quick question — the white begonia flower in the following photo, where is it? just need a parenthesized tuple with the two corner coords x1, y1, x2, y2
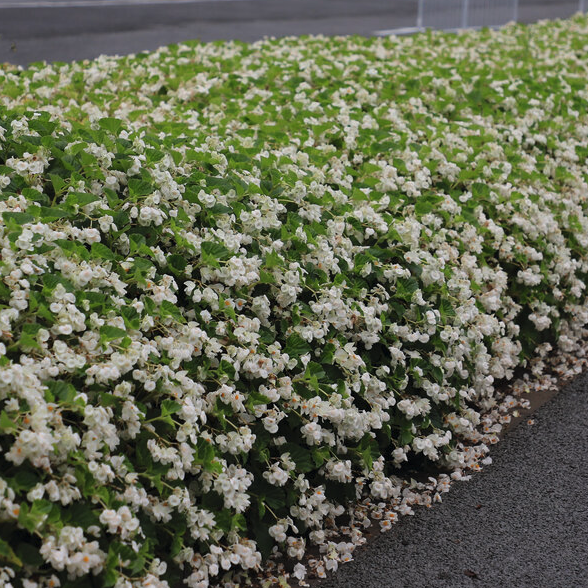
(81, 228, 101, 243)
(324, 459, 353, 483)
(293, 563, 307, 580)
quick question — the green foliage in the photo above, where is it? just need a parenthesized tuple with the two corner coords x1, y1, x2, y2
(0, 14, 588, 588)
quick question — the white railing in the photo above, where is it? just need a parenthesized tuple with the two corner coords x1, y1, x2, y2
(413, 0, 587, 33)
(416, 0, 519, 31)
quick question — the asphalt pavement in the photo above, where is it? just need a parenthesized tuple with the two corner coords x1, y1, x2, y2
(0, 0, 585, 67)
(310, 372, 588, 588)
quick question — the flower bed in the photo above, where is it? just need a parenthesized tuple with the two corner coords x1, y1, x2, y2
(1, 15, 588, 588)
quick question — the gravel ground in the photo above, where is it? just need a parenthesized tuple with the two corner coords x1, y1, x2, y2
(309, 372, 588, 588)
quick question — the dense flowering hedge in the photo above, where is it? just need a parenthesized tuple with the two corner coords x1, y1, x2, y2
(1, 15, 588, 588)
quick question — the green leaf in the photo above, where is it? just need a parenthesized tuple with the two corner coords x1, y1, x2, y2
(54, 238, 89, 260)
(312, 446, 330, 468)
(264, 250, 282, 268)
(259, 269, 275, 284)
(284, 333, 311, 357)
(100, 325, 127, 343)
(217, 359, 236, 380)
(252, 519, 274, 559)
(438, 297, 456, 320)
(471, 182, 490, 199)
(91, 242, 117, 261)
(232, 513, 247, 532)
(396, 277, 419, 300)
(98, 117, 124, 135)
(291, 305, 301, 326)
(49, 173, 67, 196)
(201, 241, 232, 264)
(103, 552, 119, 587)
(39, 206, 73, 221)
(17, 503, 41, 533)
(414, 194, 443, 216)
(357, 435, 380, 470)
(42, 272, 75, 294)
(161, 399, 182, 417)
(65, 191, 101, 208)
(219, 294, 236, 321)
(47, 380, 77, 403)
(64, 502, 99, 529)
(214, 509, 234, 533)
(167, 254, 187, 274)
(120, 306, 141, 330)
(0, 411, 17, 433)
(281, 443, 314, 473)
(2, 211, 35, 225)
(14, 332, 41, 351)
(21, 322, 42, 337)
(13, 469, 40, 491)
(30, 499, 53, 518)
(160, 299, 185, 324)
(399, 428, 414, 446)
(0, 537, 22, 568)
(128, 178, 154, 199)
(246, 390, 272, 408)
(305, 361, 326, 380)
(210, 203, 233, 215)
(320, 342, 336, 364)
(15, 542, 43, 567)
(169, 524, 186, 558)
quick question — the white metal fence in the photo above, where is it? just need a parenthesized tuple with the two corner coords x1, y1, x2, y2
(417, 0, 518, 31)
(414, 0, 586, 32)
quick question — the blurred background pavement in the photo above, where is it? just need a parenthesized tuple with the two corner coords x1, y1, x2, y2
(0, 0, 585, 67)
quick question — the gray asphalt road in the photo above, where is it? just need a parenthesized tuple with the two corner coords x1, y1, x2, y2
(0, 0, 584, 67)
(310, 372, 588, 588)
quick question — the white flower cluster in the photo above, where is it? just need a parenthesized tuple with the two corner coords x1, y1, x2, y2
(1, 14, 588, 588)
(39, 526, 106, 579)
